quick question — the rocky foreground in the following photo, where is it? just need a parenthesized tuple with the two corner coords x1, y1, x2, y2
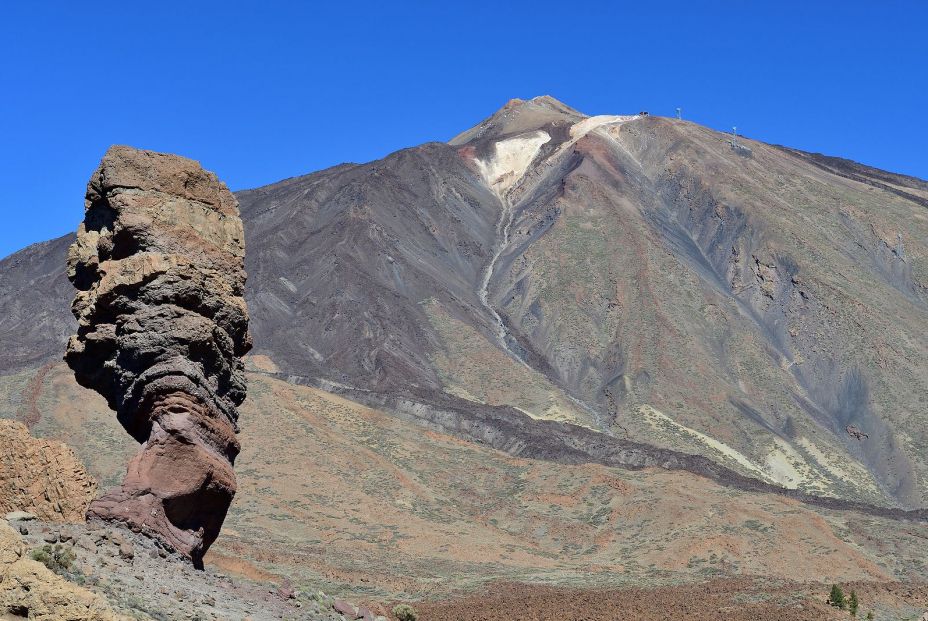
(5, 508, 928, 621)
(2, 513, 389, 621)
(0, 405, 392, 620)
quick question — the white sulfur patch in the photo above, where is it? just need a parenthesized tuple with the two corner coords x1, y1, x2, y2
(545, 114, 641, 164)
(474, 130, 551, 359)
(475, 130, 551, 200)
(763, 437, 809, 489)
(472, 116, 638, 367)
(639, 404, 773, 481)
(569, 114, 639, 140)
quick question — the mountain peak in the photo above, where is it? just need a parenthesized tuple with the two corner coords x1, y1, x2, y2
(449, 95, 585, 146)
(525, 95, 583, 114)
(498, 95, 581, 115)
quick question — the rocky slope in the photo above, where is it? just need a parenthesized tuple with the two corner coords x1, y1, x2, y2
(2, 97, 928, 512)
(0, 382, 376, 621)
(6, 364, 928, 602)
(5, 504, 926, 620)
(0, 519, 129, 621)
(3, 513, 383, 621)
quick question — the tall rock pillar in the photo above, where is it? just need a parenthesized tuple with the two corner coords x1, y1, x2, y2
(65, 146, 251, 566)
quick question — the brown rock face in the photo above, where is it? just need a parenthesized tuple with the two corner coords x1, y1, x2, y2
(65, 146, 250, 565)
(0, 419, 97, 522)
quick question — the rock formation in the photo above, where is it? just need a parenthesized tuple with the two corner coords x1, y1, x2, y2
(65, 146, 251, 565)
(0, 420, 97, 522)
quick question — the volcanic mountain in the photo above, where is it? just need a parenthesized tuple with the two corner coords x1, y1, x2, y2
(3, 96, 928, 517)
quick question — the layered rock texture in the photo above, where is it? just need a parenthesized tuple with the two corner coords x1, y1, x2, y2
(64, 146, 251, 565)
(0, 419, 97, 522)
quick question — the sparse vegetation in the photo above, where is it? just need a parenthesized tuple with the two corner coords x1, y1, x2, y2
(849, 590, 858, 616)
(828, 584, 846, 610)
(30, 543, 75, 575)
(393, 603, 419, 621)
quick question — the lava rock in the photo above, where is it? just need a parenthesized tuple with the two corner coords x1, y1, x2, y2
(334, 599, 359, 618)
(66, 146, 251, 566)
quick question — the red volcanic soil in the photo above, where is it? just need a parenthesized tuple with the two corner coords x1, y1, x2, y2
(410, 579, 928, 621)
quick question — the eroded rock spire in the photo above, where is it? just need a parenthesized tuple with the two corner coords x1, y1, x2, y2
(65, 146, 251, 566)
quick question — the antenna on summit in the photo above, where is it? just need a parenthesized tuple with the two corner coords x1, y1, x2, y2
(730, 125, 753, 158)
(676, 107, 682, 120)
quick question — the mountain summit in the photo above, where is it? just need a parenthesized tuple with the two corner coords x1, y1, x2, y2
(2, 98, 928, 510)
(449, 95, 586, 145)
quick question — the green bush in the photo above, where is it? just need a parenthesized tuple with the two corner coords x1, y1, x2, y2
(30, 544, 75, 575)
(393, 603, 419, 621)
(848, 590, 859, 616)
(828, 584, 846, 610)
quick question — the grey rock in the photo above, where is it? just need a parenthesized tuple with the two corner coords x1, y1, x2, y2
(75, 534, 97, 551)
(333, 599, 358, 618)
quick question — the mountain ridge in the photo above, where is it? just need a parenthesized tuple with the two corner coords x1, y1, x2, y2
(3, 97, 928, 510)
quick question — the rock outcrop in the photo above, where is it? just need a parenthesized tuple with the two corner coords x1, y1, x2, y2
(65, 146, 251, 565)
(0, 420, 97, 522)
(0, 520, 129, 621)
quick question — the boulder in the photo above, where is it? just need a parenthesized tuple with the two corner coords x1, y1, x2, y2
(66, 146, 251, 567)
(334, 598, 359, 618)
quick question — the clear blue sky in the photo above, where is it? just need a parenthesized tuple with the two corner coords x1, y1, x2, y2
(2, 1, 926, 258)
